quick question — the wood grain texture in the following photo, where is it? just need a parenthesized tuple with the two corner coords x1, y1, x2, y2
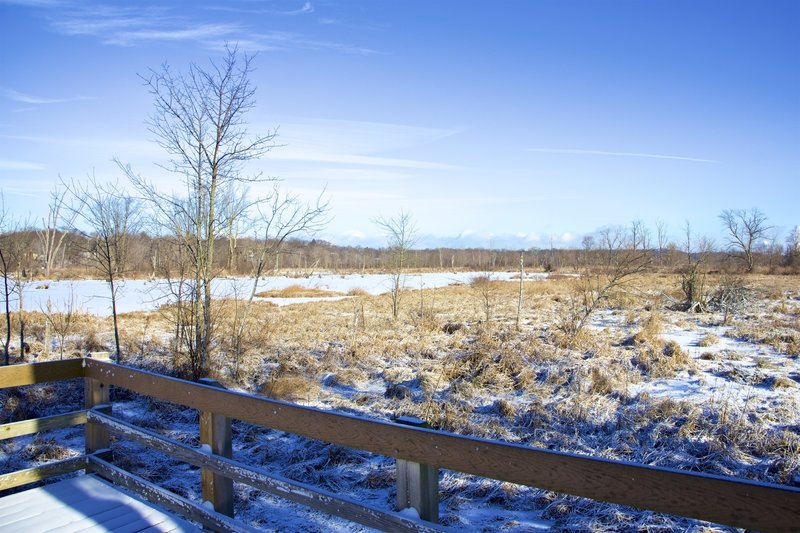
(198, 378, 234, 518)
(0, 410, 86, 440)
(0, 359, 84, 388)
(0, 455, 87, 491)
(85, 358, 800, 531)
(0, 475, 200, 532)
(89, 410, 446, 533)
(89, 456, 257, 533)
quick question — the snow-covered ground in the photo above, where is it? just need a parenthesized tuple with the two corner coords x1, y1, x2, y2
(590, 309, 800, 427)
(2, 274, 797, 531)
(7, 271, 546, 315)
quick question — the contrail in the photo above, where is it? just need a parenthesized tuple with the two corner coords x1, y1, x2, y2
(526, 148, 719, 164)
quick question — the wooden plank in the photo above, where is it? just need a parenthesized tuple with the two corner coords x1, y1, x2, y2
(0, 491, 125, 531)
(89, 410, 445, 532)
(0, 359, 84, 388)
(55, 475, 200, 533)
(85, 352, 111, 454)
(0, 410, 86, 440)
(88, 456, 258, 533)
(85, 358, 800, 532)
(0, 475, 199, 533)
(198, 377, 233, 517)
(0, 455, 87, 491)
(396, 416, 438, 523)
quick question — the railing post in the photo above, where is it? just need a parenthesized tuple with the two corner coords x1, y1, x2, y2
(84, 352, 111, 454)
(395, 415, 439, 523)
(199, 378, 234, 517)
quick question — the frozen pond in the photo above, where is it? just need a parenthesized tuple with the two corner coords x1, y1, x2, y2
(3, 271, 546, 316)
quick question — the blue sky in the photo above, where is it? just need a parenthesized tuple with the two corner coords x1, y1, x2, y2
(1, 0, 798, 249)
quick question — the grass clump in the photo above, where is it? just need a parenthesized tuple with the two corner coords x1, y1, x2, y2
(697, 333, 720, 347)
(256, 285, 344, 298)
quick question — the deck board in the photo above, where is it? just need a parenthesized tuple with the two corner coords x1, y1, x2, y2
(0, 475, 200, 532)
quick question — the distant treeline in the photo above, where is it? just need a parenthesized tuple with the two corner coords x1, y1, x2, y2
(1, 229, 797, 280)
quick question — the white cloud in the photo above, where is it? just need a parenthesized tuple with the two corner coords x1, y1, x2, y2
(0, 159, 47, 170)
(526, 148, 719, 164)
(104, 23, 240, 46)
(4, 89, 94, 105)
(271, 150, 457, 170)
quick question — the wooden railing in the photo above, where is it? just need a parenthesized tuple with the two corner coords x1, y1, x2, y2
(1, 357, 799, 532)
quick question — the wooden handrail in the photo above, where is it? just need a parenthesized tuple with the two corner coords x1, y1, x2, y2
(83, 358, 800, 531)
(0, 410, 86, 440)
(2, 359, 798, 531)
(0, 359, 85, 387)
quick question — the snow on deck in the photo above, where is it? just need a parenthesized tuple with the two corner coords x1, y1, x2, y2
(0, 475, 200, 532)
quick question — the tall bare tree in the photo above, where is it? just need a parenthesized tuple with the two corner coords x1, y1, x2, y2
(225, 187, 327, 379)
(557, 223, 650, 345)
(66, 177, 139, 362)
(37, 185, 79, 278)
(655, 219, 668, 268)
(0, 194, 10, 364)
(786, 226, 800, 268)
(374, 210, 417, 319)
(119, 46, 279, 378)
(719, 208, 771, 273)
(679, 221, 713, 312)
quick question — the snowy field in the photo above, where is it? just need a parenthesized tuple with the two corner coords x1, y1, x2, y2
(8, 271, 547, 315)
(1, 273, 798, 531)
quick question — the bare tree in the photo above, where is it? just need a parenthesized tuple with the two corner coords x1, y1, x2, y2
(516, 252, 524, 331)
(219, 185, 252, 274)
(785, 226, 800, 268)
(0, 194, 10, 364)
(374, 210, 417, 319)
(225, 187, 327, 379)
(42, 285, 79, 360)
(66, 177, 139, 362)
(556, 223, 650, 345)
(470, 274, 496, 323)
(4, 223, 35, 361)
(629, 219, 650, 251)
(678, 221, 713, 312)
(719, 208, 772, 273)
(655, 219, 668, 267)
(37, 185, 79, 278)
(119, 47, 283, 378)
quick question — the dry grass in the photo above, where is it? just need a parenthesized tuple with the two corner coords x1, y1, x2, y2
(8, 271, 799, 531)
(262, 374, 321, 402)
(255, 285, 344, 298)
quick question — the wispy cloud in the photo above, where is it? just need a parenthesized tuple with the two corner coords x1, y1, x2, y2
(526, 148, 720, 164)
(272, 151, 457, 170)
(218, 31, 377, 55)
(28, 2, 372, 54)
(0, 159, 47, 170)
(5, 88, 94, 105)
(205, 1, 314, 16)
(105, 23, 240, 46)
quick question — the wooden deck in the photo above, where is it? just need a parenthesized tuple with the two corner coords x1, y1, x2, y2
(0, 475, 200, 532)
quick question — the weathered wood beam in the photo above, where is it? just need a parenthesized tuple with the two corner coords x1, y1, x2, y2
(88, 456, 260, 533)
(0, 359, 84, 388)
(198, 377, 233, 517)
(84, 352, 111, 454)
(84, 358, 800, 532)
(0, 455, 87, 492)
(88, 410, 445, 532)
(0, 410, 86, 441)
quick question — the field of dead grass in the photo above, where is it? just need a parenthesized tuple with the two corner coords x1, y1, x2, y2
(3, 272, 799, 530)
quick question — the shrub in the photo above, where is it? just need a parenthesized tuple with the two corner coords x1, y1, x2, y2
(697, 333, 720, 347)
